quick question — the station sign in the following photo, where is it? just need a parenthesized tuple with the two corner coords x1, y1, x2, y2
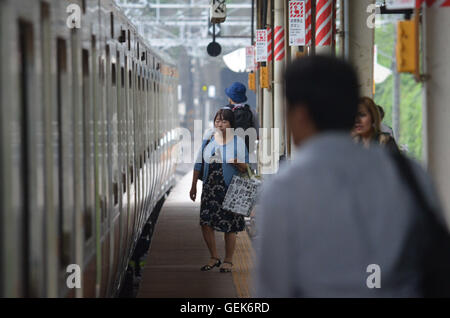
(386, 0, 415, 9)
(288, 0, 306, 46)
(255, 29, 268, 62)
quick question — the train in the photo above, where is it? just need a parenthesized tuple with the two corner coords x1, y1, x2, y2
(0, 0, 180, 297)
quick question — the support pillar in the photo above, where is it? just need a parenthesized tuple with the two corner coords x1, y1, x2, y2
(347, 0, 375, 98)
(273, 0, 285, 160)
(423, 7, 450, 222)
(260, 0, 274, 174)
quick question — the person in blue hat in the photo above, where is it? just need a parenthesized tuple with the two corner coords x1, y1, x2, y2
(224, 82, 259, 150)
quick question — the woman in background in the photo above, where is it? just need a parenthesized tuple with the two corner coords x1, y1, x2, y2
(190, 109, 248, 273)
(353, 96, 400, 154)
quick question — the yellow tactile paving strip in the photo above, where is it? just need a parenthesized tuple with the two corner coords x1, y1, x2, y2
(232, 230, 255, 298)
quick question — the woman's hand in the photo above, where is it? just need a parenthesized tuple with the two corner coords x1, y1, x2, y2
(190, 170, 200, 202)
(190, 185, 197, 202)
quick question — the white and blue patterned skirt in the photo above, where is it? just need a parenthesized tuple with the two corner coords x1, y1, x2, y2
(200, 162, 245, 233)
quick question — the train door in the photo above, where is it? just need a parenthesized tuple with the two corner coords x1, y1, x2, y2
(69, 5, 85, 299)
(0, 2, 29, 298)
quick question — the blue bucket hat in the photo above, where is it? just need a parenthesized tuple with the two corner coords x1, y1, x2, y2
(225, 82, 247, 104)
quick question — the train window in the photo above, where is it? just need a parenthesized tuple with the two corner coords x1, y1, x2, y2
(129, 70, 132, 89)
(100, 196, 106, 222)
(110, 13, 114, 39)
(127, 30, 131, 51)
(130, 165, 134, 184)
(111, 62, 116, 85)
(82, 50, 89, 76)
(122, 172, 127, 194)
(137, 42, 140, 58)
(56, 37, 71, 269)
(82, 49, 93, 241)
(82, 0, 86, 13)
(121, 66, 125, 88)
(99, 57, 105, 84)
(113, 182, 119, 207)
(18, 20, 35, 292)
(138, 75, 141, 91)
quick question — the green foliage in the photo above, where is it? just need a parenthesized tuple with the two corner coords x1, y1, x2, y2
(374, 21, 423, 161)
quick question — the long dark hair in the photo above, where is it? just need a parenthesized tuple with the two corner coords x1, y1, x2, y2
(214, 108, 235, 129)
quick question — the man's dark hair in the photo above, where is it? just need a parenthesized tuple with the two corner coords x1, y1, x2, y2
(214, 108, 235, 129)
(284, 55, 360, 131)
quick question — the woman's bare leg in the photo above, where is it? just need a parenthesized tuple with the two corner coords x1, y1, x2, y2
(201, 225, 219, 265)
(223, 232, 237, 269)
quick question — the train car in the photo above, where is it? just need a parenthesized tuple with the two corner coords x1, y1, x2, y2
(0, 0, 180, 297)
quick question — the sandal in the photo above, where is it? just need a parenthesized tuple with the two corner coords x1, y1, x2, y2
(220, 261, 233, 273)
(200, 257, 221, 271)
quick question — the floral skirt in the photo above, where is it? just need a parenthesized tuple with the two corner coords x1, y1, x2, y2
(200, 162, 245, 233)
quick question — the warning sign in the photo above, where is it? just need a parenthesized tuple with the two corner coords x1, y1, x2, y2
(256, 29, 268, 62)
(289, 0, 306, 46)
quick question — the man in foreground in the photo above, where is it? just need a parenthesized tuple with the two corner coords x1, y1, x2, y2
(254, 55, 450, 297)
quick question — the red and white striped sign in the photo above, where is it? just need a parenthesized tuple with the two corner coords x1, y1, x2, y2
(267, 26, 285, 62)
(305, 0, 312, 46)
(315, 0, 333, 47)
(416, 0, 450, 7)
(274, 26, 285, 61)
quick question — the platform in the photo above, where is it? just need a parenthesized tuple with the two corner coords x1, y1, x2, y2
(137, 171, 255, 298)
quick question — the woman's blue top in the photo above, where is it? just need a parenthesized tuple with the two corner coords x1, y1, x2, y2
(194, 134, 249, 187)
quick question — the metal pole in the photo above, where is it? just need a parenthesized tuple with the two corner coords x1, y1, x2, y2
(261, 0, 273, 174)
(343, 0, 349, 59)
(392, 24, 400, 141)
(251, 0, 255, 45)
(273, 0, 285, 160)
(338, 0, 345, 57)
(311, 0, 316, 55)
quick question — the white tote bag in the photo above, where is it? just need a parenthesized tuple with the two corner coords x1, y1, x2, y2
(222, 167, 262, 217)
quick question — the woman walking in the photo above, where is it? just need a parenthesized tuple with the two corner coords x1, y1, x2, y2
(190, 109, 248, 273)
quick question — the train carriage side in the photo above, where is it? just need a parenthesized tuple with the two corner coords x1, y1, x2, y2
(0, 0, 179, 298)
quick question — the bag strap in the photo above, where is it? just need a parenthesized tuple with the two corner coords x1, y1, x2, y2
(389, 150, 450, 296)
(389, 151, 435, 221)
(201, 135, 213, 165)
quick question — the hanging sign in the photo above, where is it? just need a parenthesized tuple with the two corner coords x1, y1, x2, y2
(246, 46, 255, 72)
(255, 29, 268, 62)
(289, 0, 306, 46)
(386, 0, 415, 9)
